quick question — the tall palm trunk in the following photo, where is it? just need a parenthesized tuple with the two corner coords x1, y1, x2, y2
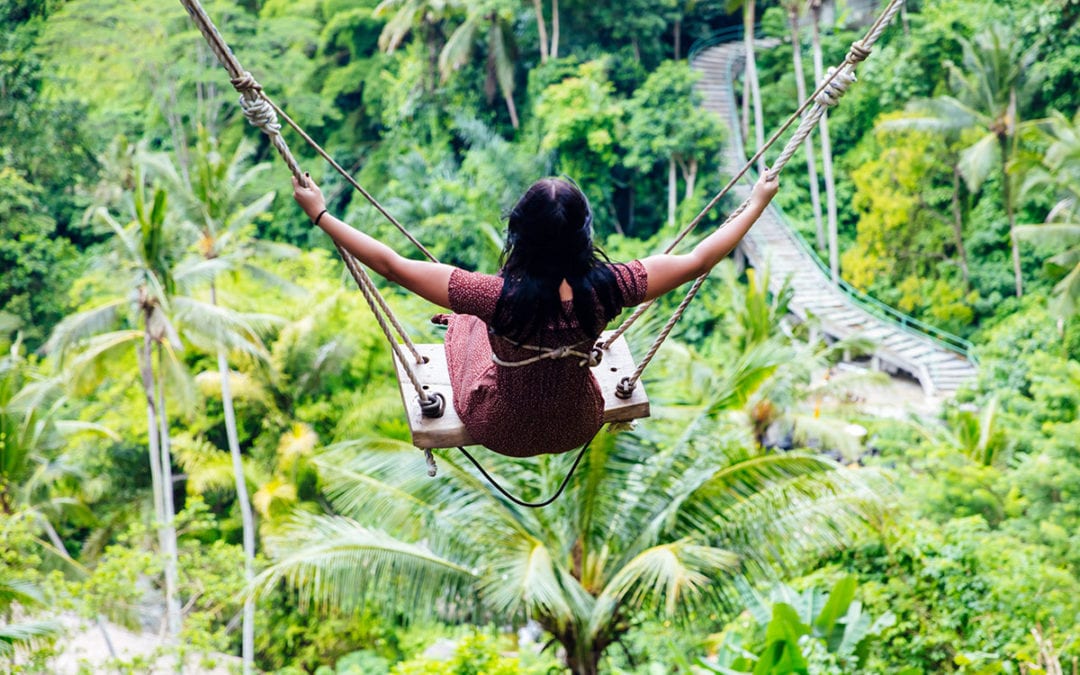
(550, 0, 559, 58)
(668, 158, 678, 226)
(1000, 137, 1023, 297)
(788, 5, 825, 251)
(950, 164, 971, 288)
(137, 326, 181, 637)
(155, 342, 182, 638)
(810, 2, 839, 283)
(743, 0, 766, 172)
(211, 283, 256, 674)
(531, 0, 549, 62)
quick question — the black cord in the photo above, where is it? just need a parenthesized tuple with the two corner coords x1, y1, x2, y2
(455, 436, 595, 508)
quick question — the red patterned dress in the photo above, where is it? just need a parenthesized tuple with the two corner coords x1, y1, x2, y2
(442, 261, 648, 457)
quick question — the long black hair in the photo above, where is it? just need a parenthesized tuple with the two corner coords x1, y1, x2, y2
(491, 178, 631, 342)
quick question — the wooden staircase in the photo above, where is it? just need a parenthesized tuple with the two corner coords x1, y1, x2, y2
(691, 41, 978, 397)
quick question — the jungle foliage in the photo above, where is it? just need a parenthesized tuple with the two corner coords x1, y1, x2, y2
(1, 0, 1078, 673)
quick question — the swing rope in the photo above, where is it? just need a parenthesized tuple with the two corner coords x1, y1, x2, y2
(179, 0, 442, 420)
(178, 0, 905, 501)
(604, 0, 906, 398)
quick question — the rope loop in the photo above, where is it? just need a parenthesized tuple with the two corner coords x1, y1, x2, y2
(587, 346, 604, 368)
(815, 67, 858, 107)
(615, 376, 636, 400)
(423, 449, 438, 477)
(846, 41, 872, 64)
(229, 71, 262, 94)
(419, 392, 446, 418)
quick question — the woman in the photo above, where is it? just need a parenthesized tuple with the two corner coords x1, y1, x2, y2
(293, 172, 779, 456)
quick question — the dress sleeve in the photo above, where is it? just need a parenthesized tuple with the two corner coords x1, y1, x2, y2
(613, 260, 649, 307)
(448, 268, 504, 322)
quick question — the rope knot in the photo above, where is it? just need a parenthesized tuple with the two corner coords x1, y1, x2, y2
(615, 376, 636, 400)
(229, 71, 262, 94)
(238, 93, 282, 135)
(847, 41, 872, 64)
(815, 66, 858, 107)
(419, 392, 445, 418)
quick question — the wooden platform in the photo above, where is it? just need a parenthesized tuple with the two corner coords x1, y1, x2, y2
(393, 332, 650, 449)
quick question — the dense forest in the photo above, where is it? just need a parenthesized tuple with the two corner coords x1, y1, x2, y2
(2, 0, 1079, 673)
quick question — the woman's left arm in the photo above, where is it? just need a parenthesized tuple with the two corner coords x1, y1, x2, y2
(293, 175, 455, 309)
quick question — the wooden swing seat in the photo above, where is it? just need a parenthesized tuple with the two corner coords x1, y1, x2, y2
(394, 332, 650, 449)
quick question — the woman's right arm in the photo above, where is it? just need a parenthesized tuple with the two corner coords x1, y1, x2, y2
(293, 176, 456, 310)
(639, 172, 779, 302)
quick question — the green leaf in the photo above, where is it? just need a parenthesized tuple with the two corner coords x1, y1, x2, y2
(812, 575, 857, 637)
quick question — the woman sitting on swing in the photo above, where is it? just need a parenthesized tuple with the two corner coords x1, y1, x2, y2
(293, 172, 779, 457)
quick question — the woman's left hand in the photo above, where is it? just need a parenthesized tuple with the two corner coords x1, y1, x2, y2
(292, 174, 326, 221)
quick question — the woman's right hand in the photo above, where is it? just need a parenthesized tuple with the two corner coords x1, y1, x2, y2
(750, 170, 780, 206)
(292, 174, 327, 221)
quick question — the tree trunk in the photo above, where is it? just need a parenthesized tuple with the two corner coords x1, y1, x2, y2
(211, 283, 256, 675)
(674, 17, 682, 59)
(503, 89, 520, 129)
(136, 331, 180, 638)
(788, 6, 825, 251)
(682, 157, 698, 202)
(744, 0, 765, 173)
(531, 0, 549, 63)
(811, 4, 839, 284)
(668, 158, 677, 226)
(155, 342, 182, 639)
(550, 0, 559, 59)
(1001, 139, 1023, 297)
(950, 164, 971, 288)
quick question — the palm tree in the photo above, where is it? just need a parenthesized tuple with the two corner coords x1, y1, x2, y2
(45, 171, 187, 638)
(728, 0, 765, 173)
(144, 133, 293, 674)
(900, 25, 1040, 298)
(439, 0, 520, 128)
(780, 0, 825, 251)
(0, 337, 115, 541)
(256, 339, 882, 674)
(0, 573, 59, 664)
(808, 0, 840, 283)
(375, 0, 457, 92)
(1016, 109, 1080, 319)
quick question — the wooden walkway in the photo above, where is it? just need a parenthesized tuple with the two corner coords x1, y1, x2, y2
(691, 42, 977, 396)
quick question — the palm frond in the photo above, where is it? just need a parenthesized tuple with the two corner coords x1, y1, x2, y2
(257, 512, 476, 615)
(958, 132, 1000, 192)
(225, 192, 276, 233)
(43, 300, 127, 359)
(172, 433, 237, 495)
(480, 538, 574, 620)
(596, 538, 739, 622)
(173, 257, 233, 287)
(0, 620, 60, 657)
(172, 296, 268, 360)
(1015, 224, 1080, 248)
(439, 15, 479, 80)
(64, 330, 142, 393)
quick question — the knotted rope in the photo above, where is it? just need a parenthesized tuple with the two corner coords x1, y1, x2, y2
(605, 0, 906, 398)
(179, 0, 442, 416)
(491, 339, 603, 368)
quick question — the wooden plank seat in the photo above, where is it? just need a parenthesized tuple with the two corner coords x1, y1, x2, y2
(394, 332, 650, 449)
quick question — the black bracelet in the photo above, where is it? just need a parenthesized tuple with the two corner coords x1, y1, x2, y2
(313, 209, 328, 226)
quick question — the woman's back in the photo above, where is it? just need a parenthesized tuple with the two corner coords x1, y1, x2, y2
(443, 262, 646, 457)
